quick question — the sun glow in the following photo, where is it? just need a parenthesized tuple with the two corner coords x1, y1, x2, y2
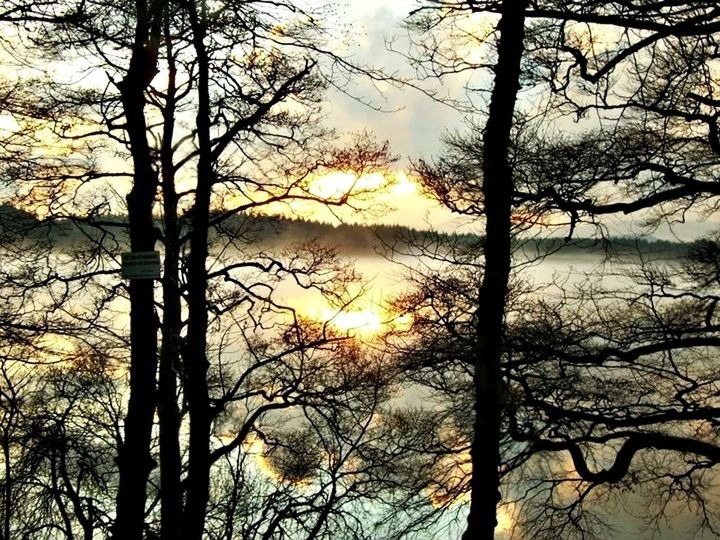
(219, 431, 300, 484)
(307, 171, 387, 199)
(235, 167, 454, 225)
(304, 305, 384, 337)
(426, 449, 472, 508)
(388, 170, 418, 195)
(242, 434, 280, 481)
(424, 448, 517, 535)
(496, 504, 517, 535)
(34, 333, 79, 366)
(0, 114, 19, 134)
(239, 433, 319, 488)
(326, 308, 383, 335)
(297, 298, 413, 338)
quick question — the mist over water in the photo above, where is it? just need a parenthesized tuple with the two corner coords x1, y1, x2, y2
(296, 244, 711, 540)
(1, 215, 706, 539)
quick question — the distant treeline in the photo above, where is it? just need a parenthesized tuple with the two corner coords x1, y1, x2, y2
(209, 212, 691, 258)
(0, 204, 692, 258)
(516, 236, 689, 258)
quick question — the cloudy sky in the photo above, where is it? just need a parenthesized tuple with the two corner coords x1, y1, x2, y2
(324, 1, 467, 158)
(298, 1, 486, 232)
(306, 1, 720, 241)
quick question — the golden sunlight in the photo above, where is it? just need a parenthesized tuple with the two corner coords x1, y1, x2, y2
(220, 167, 464, 232)
(34, 333, 79, 366)
(298, 169, 459, 230)
(241, 433, 316, 488)
(424, 448, 516, 534)
(496, 504, 517, 535)
(307, 171, 387, 199)
(388, 170, 418, 196)
(426, 449, 472, 508)
(0, 114, 19, 134)
(296, 294, 413, 339)
(242, 434, 280, 481)
(325, 308, 384, 335)
(305, 305, 384, 337)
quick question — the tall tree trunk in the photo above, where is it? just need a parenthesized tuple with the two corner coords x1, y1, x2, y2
(462, 2, 528, 539)
(182, 2, 213, 537)
(158, 13, 183, 539)
(112, 1, 164, 538)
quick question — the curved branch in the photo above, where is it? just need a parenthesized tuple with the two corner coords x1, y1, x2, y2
(535, 432, 720, 484)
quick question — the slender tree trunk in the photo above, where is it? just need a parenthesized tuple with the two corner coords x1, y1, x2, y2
(51, 448, 75, 540)
(2, 432, 11, 540)
(182, 2, 213, 537)
(112, 1, 164, 538)
(306, 486, 337, 540)
(58, 445, 94, 540)
(462, 2, 528, 539)
(158, 13, 183, 539)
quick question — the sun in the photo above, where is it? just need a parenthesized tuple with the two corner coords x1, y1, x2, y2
(307, 171, 387, 199)
(293, 293, 415, 339)
(388, 170, 418, 195)
(303, 305, 384, 337)
(326, 309, 384, 336)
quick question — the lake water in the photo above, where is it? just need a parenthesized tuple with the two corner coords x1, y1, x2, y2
(3, 236, 709, 539)
(314, 249, 714, 540)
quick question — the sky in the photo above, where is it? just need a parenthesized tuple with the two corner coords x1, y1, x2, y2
(0, 0, 478, 232)
(309, 1, 720, 241)
(324, 1, 467, 158)
(297, 0, 482, 233)
(2, 0, 717, 240)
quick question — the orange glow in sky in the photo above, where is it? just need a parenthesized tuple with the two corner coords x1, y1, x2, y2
(306, 306, 384, 337)
(252, 168, 466, 233)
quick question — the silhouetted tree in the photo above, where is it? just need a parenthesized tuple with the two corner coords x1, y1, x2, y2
(406, 1, 529, 537)
(1, 2, 400, 539)
(402, 1, 720, 538)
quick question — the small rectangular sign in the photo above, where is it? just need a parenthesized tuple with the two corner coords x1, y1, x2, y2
(121, 251, 161, 279)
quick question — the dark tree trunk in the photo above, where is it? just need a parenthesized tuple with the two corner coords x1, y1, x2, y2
(2, 432, 11, 540)
(182, 3, 213, 537)
(50, 448, 75, 540)
(462, 2, 528, 539)
(111, 1, 164, 538)
(58, 444, 94, 540)
(158, 13, 183, 539)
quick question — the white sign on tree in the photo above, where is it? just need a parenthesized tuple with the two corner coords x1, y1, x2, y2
(121, 251, 161, 280)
